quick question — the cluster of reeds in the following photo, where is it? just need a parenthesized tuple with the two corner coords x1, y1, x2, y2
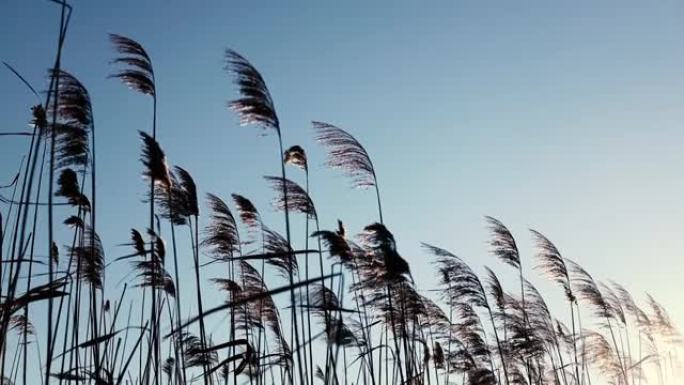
(0, 2, 681, 385)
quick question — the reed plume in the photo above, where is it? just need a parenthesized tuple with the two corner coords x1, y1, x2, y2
(314, 121, 383, 223)
(264, 176, 317, 220)
(203, 193, 240, 260)
(283, 145, 308, 171)
(109, 34, 156, 98)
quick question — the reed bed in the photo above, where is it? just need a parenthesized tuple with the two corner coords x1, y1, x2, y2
(0, 2, 681, 385)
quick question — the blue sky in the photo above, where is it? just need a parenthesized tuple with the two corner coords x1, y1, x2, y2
(2, 0, 683, 368)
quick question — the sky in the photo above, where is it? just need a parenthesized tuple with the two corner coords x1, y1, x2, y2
(1, 0, 684, 379)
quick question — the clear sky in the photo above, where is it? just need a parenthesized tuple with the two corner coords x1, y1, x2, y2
(1, 0, 683, 370)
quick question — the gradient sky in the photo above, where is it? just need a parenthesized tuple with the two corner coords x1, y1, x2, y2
(1, 0, 683, 362)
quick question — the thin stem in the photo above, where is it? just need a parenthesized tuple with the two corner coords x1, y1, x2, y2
(276, 132, 303, 385)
